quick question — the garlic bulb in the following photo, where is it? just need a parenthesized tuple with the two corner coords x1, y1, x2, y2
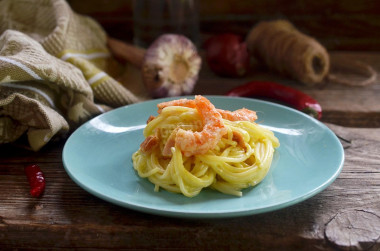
(142, 34, 201, 98)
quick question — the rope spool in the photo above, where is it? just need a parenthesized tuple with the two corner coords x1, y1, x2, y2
(246, 19, 330, 86)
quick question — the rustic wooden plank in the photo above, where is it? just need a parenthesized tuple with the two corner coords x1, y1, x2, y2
(68, 0, 380, 17)
(99, 48, 380, 129)
(1, 1, 379, 248)
(66, 4, 380, 118)
(0, 124, 379, 250)
(68, 0, 380, 50)
(0, 141, 64, 164)
(193, 51, 380, 127)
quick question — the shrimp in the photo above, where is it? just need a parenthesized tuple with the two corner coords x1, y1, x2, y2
(146, 115, 156, 124)
(216, 108, 257, 122)
(232, 131, 246, 150)
(162, 128, 178, 157)
(140, 128, 161, 153)
(175, 95, 227, 157)
(157, 98, 195, 113)
(157, 99, 257, 122)
(140, 135, 159, 153)
(156, 96, 257, 156)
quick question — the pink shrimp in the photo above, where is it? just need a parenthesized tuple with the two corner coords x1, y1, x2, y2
(157, 98, 195, 113)
(140, 128, 161, 153)
(174, 95, 227, 157)
(162, 128, 178, 157)
(140, 135, 159, 153)
(216, 108, 257, 122)
(157, 99, 257, 122)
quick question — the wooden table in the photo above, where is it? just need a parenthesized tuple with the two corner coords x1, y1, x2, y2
(1, 51, 379, 250)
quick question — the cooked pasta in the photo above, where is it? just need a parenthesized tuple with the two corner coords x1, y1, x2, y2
(132, 96, 279, 197)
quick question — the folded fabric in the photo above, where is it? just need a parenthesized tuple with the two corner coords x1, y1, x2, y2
(0, 0, 140, 151)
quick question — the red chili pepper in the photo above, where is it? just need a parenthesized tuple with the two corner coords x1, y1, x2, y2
(204, 33, 250, 77)
(25, 164, 46, 197)
(226, 81, 322, 119)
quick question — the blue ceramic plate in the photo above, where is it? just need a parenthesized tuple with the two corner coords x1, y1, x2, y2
(62, 96, 344, 218)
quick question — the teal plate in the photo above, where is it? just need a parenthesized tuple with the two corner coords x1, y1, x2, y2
(62, 96, 344, 218)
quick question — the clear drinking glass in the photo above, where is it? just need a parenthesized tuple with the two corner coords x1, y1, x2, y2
(133, 0, 200, 48)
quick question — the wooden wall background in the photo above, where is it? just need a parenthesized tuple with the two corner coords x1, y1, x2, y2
(68, 0, 380, 50)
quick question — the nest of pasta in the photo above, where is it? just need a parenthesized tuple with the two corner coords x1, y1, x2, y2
(132, 95, 279, 197)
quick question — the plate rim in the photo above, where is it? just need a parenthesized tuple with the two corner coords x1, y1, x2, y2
(62, 95, 345, 218)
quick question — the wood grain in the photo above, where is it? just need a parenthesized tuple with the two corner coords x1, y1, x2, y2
(192, 51, 380, 128)
(0, 124, 379, 250)
(325, 210, 380, 250)
(1, 1, 379, 248)
(67, 0, 380, 50)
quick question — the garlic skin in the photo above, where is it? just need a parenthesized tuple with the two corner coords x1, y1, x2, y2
(142, 34, 201, 98)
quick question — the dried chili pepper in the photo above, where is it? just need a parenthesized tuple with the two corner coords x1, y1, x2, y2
(25, 164, 45, 197)
(226, 81, 322, 119)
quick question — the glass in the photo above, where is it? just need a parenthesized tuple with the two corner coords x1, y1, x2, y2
(133, 0, 200, 48)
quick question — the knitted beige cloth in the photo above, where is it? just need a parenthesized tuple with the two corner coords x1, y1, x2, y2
(0, 0, 140, 151)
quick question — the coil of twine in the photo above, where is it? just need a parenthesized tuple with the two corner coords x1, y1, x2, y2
(246, 19, 330, 86)
(327, 55, 377, 86)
